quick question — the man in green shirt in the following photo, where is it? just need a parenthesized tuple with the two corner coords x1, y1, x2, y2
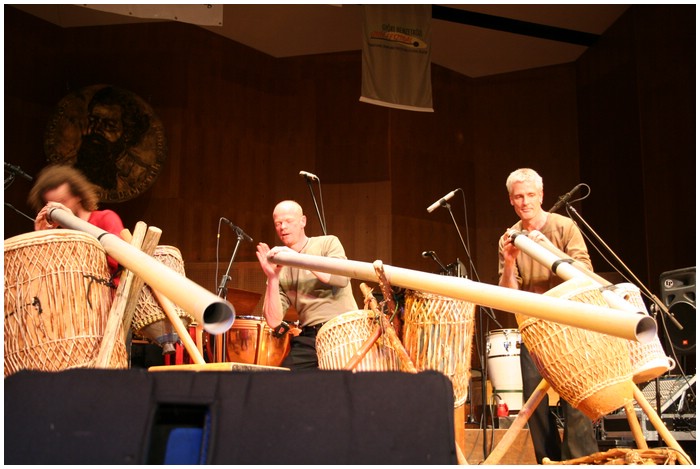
(256, 200, 358, 370)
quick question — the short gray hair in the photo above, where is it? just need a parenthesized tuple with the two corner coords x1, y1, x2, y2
(505, 168, 543, 195)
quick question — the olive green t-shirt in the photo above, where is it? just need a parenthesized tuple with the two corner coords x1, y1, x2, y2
(277, 235, 358, 327)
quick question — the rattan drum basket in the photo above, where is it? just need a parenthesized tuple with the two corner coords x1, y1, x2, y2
(516, 277, 635, 420)
(4, 229, 128, 376)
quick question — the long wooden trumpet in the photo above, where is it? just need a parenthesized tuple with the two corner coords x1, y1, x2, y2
(48, 207, 234, 335)
(268, 250, 656, 342)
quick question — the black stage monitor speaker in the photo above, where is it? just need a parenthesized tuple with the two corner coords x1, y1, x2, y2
(5, 368, 458, 465)
(660, 266, 696, 355)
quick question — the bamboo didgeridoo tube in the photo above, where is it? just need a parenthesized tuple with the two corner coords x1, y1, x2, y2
(507, 229, 613, 287)
(268, 251, 656, 343)
(48, 207, 234, 335)
(524, 230, 612, 284)
(508, 229, 642, 314)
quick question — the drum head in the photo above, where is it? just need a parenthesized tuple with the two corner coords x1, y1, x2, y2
(487, 328, 520, 337)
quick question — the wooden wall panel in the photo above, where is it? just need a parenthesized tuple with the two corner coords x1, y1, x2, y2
(186, 261, 267, 317)
(182, 181, 391, 312)
(576, 5, 696, 288)
(306, 53, 392, 185)
(468, 65, 582, 288)
(4, 5, 694, 332)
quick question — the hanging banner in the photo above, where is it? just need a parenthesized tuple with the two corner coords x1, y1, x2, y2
(360, 5, 434, 112)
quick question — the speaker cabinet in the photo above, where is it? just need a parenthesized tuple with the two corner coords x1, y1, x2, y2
(659, 267, 696, 355)
(5, 368, 457, 465)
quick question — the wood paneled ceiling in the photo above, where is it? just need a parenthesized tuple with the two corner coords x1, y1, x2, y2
(11, 4, 630, 78)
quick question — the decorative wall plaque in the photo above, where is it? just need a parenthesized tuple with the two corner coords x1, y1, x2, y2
(44, 84, 167, 203)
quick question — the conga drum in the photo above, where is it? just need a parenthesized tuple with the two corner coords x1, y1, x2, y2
(611, 283, 675, 383)
(517, 277, 635, 420)
(316, 310, 402, 372)
(212, 315, 291, 366)
(402, 291, 476, 408)
(4, 229, 128, 376)
(486, 328, 523, 412)
(131, 245, 195, 354)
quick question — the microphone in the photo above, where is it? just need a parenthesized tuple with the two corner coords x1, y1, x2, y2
(4, 162, 33, 181)
(222, 218, 253, 242)
(426, 189, 459, 213)
(422, 250, 450, 274)
(549, 184, 583, 214)
(299, 171, 319, 181)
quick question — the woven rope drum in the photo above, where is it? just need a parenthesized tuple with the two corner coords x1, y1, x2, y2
(132, 245, 195, 353)
(517, 277, 635, 420)
(611, 282, 675, 383)
(402, 290, 476, 408)
(316, 310, 402, 372)
(4, 230, 127, 376)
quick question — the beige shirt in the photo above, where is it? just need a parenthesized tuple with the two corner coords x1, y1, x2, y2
(498, 213, 592, 294)
(276, 235, 358, 327)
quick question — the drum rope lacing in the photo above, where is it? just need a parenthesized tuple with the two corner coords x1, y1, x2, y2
(376, 297, 400, 328)
(83, 273, 115, 308)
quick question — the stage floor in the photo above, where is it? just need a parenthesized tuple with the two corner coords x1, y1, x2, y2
(461, 428, 537, 464)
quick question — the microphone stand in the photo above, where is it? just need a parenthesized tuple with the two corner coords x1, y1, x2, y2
(217, 231, 246, 298)
(304, 177, 327, 235)
(426, 252, 450, 275)
(440, 201, 501, 326)
(650, 301, 663, 443)
(214, 233, 244, 362)
(564, 204, 682, 331)
(565, 202, 681, 427)
(439, 200, 501, 457)
(5, 202, 36, 223)
(5, 170, 37, 223)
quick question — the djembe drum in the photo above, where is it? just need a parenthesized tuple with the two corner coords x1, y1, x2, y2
(611, 282, 675, 383)
(517, 277, 635, 420)
(4, 229, 128, 376)
(402, 290, 476, 408)
(316, 310, 402, 372)
(131, 245, 195, 354)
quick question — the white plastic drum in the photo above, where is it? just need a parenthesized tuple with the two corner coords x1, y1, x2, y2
(486, 328, 523, 412)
